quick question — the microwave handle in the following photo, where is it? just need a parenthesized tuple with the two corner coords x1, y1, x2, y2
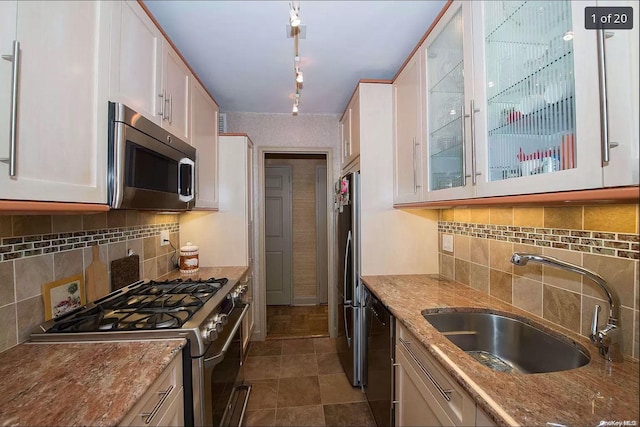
(178, 157, 195, 202)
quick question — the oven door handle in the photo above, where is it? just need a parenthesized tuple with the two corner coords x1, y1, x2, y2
(203, 304, 249, 368)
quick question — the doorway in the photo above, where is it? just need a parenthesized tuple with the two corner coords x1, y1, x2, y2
(262, 152, 330, 339)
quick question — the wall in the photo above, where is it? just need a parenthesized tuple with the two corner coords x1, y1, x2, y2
(438, 204, 639, 359)
(358, 83, 440, 275)
(0, 211, 180, 353)
(225, 112, 341, 337)
(265, 157, 326, 305)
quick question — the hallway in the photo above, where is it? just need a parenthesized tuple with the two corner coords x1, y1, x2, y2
(243, 337, 375, 427)
(266, 305, 329, 339)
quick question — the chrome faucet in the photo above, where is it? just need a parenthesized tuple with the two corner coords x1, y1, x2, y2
(510, 252, 623, 362)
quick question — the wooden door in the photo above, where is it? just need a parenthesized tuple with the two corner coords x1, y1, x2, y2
(265, 166, 293, 306)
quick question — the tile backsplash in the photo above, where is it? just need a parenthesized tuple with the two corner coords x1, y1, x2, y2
(0, 211, 180, 353)
(438, 204, 639, 360)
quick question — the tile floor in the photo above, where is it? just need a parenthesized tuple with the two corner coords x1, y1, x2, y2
(266, 305, 329, 339)
(242, 337, 376, 427)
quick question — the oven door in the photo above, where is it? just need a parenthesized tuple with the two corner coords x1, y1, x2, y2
(203, 303, 251, 427)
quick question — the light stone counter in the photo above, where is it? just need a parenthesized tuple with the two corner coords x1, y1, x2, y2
(157, 266, 249, 284)
(0, 339, 185, 426)
(362, 274, 639, 427)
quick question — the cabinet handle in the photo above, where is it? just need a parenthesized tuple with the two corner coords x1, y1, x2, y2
(469, 100, 481, 185)
(140, 385, 174, 424)
(596, 30, 619, 163)
(158, 90, 166, 119)
(399, 337, 453, 402)
(168, 93, 173, 125)
(1, 40, 20, 177)
(462, 103, 470, 186)
(412, 137, 417, 193)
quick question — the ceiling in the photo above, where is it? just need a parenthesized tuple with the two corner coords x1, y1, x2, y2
(143, 1, 447, 115)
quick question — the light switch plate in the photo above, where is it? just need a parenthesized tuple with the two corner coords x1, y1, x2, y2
(160, 230, 170, 246)
(442, 234, 454, 252)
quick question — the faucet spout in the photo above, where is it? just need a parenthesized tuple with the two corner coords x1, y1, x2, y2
(510, 252, 623, 362)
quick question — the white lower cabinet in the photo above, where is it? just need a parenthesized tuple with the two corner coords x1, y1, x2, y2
(395, 323, 495, 427)
(120, 355, 184, 427)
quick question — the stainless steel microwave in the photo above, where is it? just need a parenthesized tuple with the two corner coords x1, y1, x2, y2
(108, 102, 196, 211)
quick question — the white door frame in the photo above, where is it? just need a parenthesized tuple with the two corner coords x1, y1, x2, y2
(256, 147, 335, 340)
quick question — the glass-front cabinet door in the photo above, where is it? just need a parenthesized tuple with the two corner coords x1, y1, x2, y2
(472, 0, 603, 197)
(424, 1, 474, 201)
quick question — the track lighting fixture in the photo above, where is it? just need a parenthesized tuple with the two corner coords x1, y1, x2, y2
(289, 1, 300, 27)
(289, 2, 304, 115)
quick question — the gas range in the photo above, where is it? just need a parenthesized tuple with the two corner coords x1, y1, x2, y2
(30, 276, 248, 358)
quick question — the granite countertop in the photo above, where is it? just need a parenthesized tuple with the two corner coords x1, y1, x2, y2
(362, 274, 639, 427)
(157, 266, 249, 283)
(0, 339, 185, 426)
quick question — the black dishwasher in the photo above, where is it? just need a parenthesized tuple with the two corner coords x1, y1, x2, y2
(363, 287, 395, 427)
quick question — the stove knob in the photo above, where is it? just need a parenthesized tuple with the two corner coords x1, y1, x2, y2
(201, 325, 218, 343)
(219, 313, 228, 325)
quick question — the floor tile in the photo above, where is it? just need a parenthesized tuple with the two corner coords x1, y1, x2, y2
(275, 405, 325, 426)
(323, 402, 376, 427)
(316, 353, 343, 375)
(313, 337, 338, 354)
(280, 353, 318, 378)
(243, 409, 276, 427)
(282, 338, 315, 355)
(277, 376, 322, 408)
(266, 305, 329, 339)
(318, 373, 366, 404)
(246, 379, 279, 411)
(244, 355, 282, 380)
(248, 340, 283, 357)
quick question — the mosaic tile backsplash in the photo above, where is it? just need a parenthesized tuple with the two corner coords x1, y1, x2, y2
(437, 205, 639, 359)
(437, 222, 639, 260)
(0, 212, 180, 353)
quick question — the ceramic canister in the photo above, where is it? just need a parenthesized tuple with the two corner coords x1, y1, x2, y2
(179, 242, 199, 274)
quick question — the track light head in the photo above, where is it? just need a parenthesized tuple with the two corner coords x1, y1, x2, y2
(289, 2, 300, 27)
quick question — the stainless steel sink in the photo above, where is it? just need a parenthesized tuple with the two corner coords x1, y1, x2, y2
(422, 310, 590, 374)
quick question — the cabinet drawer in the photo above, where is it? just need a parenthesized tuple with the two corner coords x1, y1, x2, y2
(120, 355, 183, 426)
(397, 323, 475, 426)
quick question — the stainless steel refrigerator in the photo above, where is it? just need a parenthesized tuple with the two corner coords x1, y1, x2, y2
(336, 171, 362, 386)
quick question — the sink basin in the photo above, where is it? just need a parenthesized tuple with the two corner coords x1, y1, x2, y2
(422, 310, 590, 374)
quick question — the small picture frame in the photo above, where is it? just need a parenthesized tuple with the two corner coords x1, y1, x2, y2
(42, 274, 86, 320)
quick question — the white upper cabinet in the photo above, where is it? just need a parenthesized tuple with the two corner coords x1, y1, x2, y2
(190, 78, 219, 210)
(423, 2, 474, 201)
(161, 41, 191, 143)
(396, 0, 638, 204)
(393, 51, 424, 203)
(341, 88, 360, 170)
(110, 1, 191, 143)
(0, 1, 110, 203)
(599, 0, 639, 187)
(109, 0, 162, 125)
(470, 0, 604, 197)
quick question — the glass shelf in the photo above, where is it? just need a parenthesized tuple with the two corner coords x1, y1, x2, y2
(431, 142, 463, 159)
(430, 114, 462, 137)
(429, 60, 464, 94)
(488, 96, 574, 136)
(487, 51, 573, 104)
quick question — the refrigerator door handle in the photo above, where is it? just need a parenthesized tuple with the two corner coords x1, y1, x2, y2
(343, 230, 352, 304)
(344, 305, 352, 347)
